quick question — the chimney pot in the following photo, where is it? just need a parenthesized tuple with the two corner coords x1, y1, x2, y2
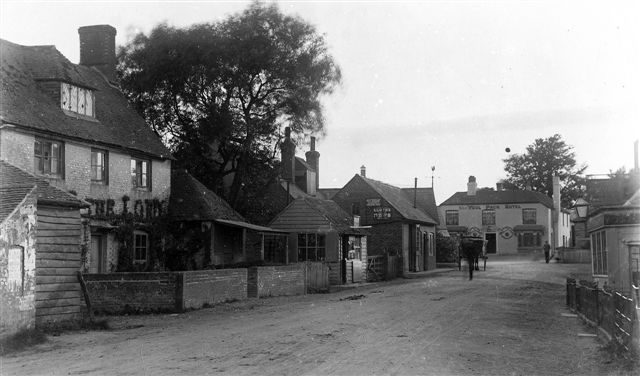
(467, 176, 477, 196)
(360, 165, 366, 177)
(78, 25, 117, 83)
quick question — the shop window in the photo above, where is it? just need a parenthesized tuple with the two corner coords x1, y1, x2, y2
(482, 210, 496, 226)
(133, 231, 148, 263)
(445, 210, 459, 225)
(518, 232, 542, 247)
(522, 209, 537, 224)
(297, 233, 326, 261)
(91, 149, 108, 184)
(34, 139, 64, 178)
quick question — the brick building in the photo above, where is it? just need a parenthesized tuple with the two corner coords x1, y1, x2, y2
(439, 176, 571, 255)
(331, 167, 438, 273)
(0, 25, 172, 273)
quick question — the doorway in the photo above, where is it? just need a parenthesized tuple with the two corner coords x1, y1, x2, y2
(90, 234, 106, 273)
(485, 233, 497, 254)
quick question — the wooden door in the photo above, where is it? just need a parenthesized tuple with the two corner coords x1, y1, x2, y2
(89, 234, 104, 273)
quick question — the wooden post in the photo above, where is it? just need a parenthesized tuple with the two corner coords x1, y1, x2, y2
(77, 271, 95, 322)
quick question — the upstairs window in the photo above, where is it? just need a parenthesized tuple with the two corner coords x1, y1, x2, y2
(522, 208, 537, 224)
(445, 210, 459, 225)
(131, 158, 151, 190)
(34, 139, 63, 178)
(61, 83, 94, 117)
(91, 149, 108, 184)
(482, 210, 496, 226)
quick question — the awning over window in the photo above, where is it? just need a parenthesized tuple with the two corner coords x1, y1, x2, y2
(214, 219, 289, 234)
(513, 224, 545, 232)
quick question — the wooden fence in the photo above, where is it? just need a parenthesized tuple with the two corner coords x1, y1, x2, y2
(305, 262, 330, 293)
(567, 278, 639, 352)
(366, 255, 402, 282)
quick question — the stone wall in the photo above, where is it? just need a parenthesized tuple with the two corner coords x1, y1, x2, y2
(0, 191, 37, 339)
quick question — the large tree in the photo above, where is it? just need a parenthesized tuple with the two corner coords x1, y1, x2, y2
(117, 1, 341, 208)
(503, 134, 587, 207)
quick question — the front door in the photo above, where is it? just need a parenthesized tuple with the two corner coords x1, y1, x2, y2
(485, 233, 497, 254)
(89, 234, 105, 273)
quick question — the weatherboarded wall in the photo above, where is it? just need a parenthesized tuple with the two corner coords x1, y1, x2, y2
(35, 205, 83, 327)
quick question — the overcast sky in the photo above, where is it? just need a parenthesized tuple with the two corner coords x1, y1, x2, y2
(2, 0, 638, 203)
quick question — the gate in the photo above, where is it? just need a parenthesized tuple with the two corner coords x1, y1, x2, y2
(305, 262, 330, 293)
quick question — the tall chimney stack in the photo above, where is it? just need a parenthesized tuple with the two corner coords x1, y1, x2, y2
(78, 25, 117, 83)
(467, 176, 477, 196)
(305, 136, 320, 191)
(280, 127, 296, 182)
(360, 165, 366, 178)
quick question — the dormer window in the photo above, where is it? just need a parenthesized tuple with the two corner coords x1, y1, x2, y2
(61, 82, 94, 117)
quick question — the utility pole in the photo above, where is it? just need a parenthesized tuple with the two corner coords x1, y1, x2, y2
(431, 166, 435, 188)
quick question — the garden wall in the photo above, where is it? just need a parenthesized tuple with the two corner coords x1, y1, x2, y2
(84, 265, 306, 314)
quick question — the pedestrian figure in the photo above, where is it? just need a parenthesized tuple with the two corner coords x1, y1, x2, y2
(543, 241, 551, 263)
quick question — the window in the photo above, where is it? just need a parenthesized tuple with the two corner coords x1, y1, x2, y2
(518, 232, 542, 247)
(445, 210, 459, 225)
(91, 149, 108, 183)
(591, 230, 607, 276)
(482, 210, 496, 226)
(133, 231, 148, 263)
(131, 158, 151, 189)
(522, 209, 537, 224)
(297, 233, 326, 261)
(34, 139, 63, 178)
(61, 83, 94, 117)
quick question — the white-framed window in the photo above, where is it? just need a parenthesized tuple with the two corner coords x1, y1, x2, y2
(297, 233, 326, 261)
(133, 231, 148, 264)
(591, 230, 607, 276)
(91, 148, 108, 184)
(131, 158, 151, 189)
(445, 210, 459, 225)
(522, 208, 537, 224)
(34, 138, 64, 178)
(61, 82, 94, 117)
(482, 210, 496, 226)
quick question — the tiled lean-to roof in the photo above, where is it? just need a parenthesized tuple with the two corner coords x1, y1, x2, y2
(0, 39, 171, 159)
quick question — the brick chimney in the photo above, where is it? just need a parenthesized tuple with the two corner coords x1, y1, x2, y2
(305, 136, 320, 191)
(467, 176, 477, 196)
(552, 175, 561, 212)
(280, 127, 296, 182)
(360, 165, 366, 178)
(78, 25, 117, 83)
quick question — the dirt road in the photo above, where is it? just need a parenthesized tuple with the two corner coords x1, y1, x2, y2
(1, 254, 635, 375)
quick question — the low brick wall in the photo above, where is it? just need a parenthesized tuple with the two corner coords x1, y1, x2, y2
(84, 265, 306, 314)
(557, 247, 591, 263)
(84, 273, 182, 314)
(252, 265, 306, 298)
(183, 269, 247, 309)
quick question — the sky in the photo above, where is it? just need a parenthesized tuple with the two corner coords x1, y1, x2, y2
(2, 0, 639, 203)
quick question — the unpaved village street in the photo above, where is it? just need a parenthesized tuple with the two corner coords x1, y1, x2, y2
(1, 254, 635, 376)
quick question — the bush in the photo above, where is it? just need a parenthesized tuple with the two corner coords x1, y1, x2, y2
(436, 233, 458, 263)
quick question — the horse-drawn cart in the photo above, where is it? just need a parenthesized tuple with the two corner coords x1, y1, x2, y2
(457, 236, 487, 280)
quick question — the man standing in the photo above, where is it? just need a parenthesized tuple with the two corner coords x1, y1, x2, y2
(543, 241, 551, 263)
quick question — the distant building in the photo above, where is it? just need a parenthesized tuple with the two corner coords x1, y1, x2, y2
(331, 167, 438, 273)
(439, 176, 570, 255)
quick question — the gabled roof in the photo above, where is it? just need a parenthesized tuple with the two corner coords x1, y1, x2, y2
(0, 39, 171, 159)
(401, 187, 439, 225)
(0, 160, 88, 214)
(169, 170, 244, 222)
(270, 197, 367, 235)
(440, 189, 554, 209)
(354, 175, 437, 225)
(317, 188, 340, 200)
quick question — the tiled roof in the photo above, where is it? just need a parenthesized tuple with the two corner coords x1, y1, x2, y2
(169, 169, 244, 222)
(359, 175, 437, 225)
(317, 188, 340, 200)
(0, 160, 87, 213)
(0, 39, 171, 159)
(440, 189, 554, 209)
(303, 197, 368, 235)
(0, 185, 35, 223)
(401, 187, 439, 225)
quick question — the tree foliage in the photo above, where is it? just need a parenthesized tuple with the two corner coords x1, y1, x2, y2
(117, 1, 341, 209)
(503, 134, 587, 207)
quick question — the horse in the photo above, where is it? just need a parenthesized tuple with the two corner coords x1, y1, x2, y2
(459, 236, 485, 280)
